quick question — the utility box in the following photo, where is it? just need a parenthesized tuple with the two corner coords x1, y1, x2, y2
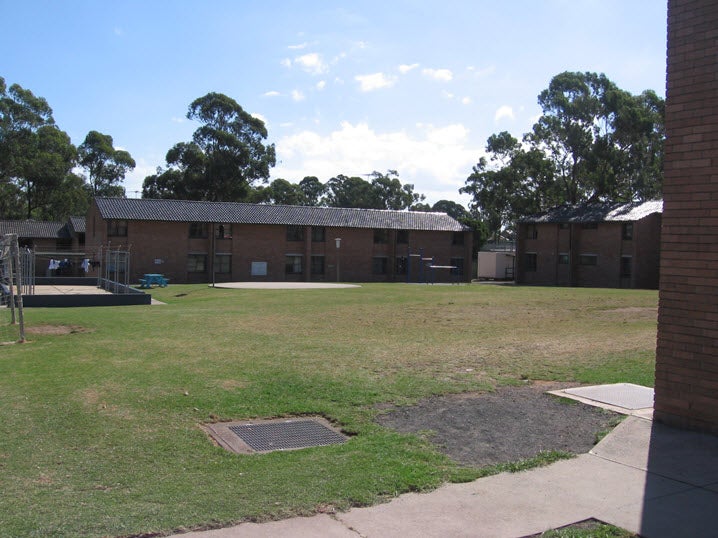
(477, 251, 515, 280)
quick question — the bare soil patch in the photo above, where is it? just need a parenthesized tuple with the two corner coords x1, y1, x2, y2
(376, 382, 621, 467)
(25, 324, 91, 335)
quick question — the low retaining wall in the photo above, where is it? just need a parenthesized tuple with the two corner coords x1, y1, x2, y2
(22, 277, 151, 308)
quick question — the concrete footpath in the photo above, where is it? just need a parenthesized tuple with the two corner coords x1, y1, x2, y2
(176, 414, 718, 538)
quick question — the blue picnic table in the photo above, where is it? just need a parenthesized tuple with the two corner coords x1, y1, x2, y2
(139, 273, 169, 288)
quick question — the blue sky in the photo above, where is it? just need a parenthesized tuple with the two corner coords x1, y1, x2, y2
(2, 1, 667, 205)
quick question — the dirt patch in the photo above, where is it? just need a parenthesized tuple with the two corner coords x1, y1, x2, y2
(376, 382, 621, 467)
(25, 324, 91, 335)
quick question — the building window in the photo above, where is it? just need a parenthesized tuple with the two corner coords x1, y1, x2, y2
(311, 255, 325, 275)
(372, 257, 388, 274)
(452, 232, 464, 245)
(581, 222, 598, 230)
(526, 224, 538, 239)
(450, 257, 464, 276)
(525, 253, 537, 272)
(287, 225, 304, 241)
(395, 256, 408, 275)
(189, 222, 208, 238)
(107, 219, 128, 237)
(373, 229, 389, 244)
(215, 224, 232, 239)
(558, 253, 570, 265)
(311, 227, 326, 242)
(621, 256, 633, 277)
(56, 238, 72, 251)
(285, 255, 303, 274)
(214, 254, 231, 274)
(622, 222, 634, 240)
(579, 254, 598, 266)
(559, 222, 570, 230)
(187, 254, 207, 273)
(397, 230, 409, 244)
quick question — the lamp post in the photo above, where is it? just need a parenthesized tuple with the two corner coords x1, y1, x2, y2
(335, 237, 341, 282)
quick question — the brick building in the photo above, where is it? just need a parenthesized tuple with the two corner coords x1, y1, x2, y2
(654, 0, 718, 434)
(85, 197, 473, 284)
(0, 218, 87, 276)
(515, 200, 662, 289)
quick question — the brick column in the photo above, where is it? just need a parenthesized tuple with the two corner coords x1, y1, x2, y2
(655, 0, 718, 433)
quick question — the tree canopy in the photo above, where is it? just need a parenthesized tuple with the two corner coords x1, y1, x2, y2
(143, 93, 276, 202)
(78, 130, 135, 197)
(462, 71, 664, 239)
(0, 77, 135, 220)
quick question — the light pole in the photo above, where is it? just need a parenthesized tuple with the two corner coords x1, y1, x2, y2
(335, 237, 341, 282)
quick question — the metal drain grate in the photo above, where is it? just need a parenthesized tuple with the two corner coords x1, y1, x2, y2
(227, 419, 347, 452)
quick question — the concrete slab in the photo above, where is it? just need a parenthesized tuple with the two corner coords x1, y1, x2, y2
(213, 282, 360, 290)
(563, 383, 654, 410)
(178, 514, 355, 538)
(336, 454, 687, 538)
(592, 416, 718, 487)
(33, 284, 112, 295)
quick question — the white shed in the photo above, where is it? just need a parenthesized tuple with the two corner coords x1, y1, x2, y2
(477, 251, 515, 280)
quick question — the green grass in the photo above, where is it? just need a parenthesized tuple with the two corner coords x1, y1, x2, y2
(0, 284, 658, 536)
(541, 520, 637, 537)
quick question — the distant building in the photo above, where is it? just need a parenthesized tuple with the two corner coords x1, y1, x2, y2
(0, 218, 87, 277)
(515, 200, 662, 289)
(85, 197, 473, 284)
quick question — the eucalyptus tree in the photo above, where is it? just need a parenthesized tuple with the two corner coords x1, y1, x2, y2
(143, 92, 276, 201)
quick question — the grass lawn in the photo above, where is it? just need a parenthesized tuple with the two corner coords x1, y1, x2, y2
(0, 283, 658, 536)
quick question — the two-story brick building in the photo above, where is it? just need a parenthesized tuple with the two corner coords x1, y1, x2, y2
(515, 200, 662, 289)
(85, 197, 473, 284)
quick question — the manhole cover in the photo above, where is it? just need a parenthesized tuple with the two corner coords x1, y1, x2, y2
(203, 417, 347, 454)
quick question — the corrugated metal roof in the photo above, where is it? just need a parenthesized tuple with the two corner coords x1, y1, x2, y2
(94, 197, 468, 231)
(0, 220, 69, 238)
(520, 200, 663, 224)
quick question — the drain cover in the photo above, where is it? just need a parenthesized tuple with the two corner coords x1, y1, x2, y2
(203, 417, 347, 454)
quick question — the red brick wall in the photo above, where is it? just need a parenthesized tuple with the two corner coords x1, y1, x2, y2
(516, 218, 660, 289)
(655, 0, 718, 433)
(86, 202, 472, 284)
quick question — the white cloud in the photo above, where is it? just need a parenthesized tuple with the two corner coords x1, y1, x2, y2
(262, 90, 281, 97)
(291, 90, 305, 102)
(272, 121, 480, 204)
(316, 80, 326, 90)
(461, 97, 472, 105)
(422, 68, 453, 82)
(442, 90, 455, 100)
(280, 58, 292, 68)
(114, 27, 124, 37)
(288, 42, 308, 50)
(355, 72, 397, 92)
(494, 105, 515, 122)
(171, 117, 186, 123)
(294, 52, 328, 75)
(399, 63, 420, 74)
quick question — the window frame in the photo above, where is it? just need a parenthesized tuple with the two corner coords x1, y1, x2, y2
(579, 254, 598, 266)
(187, 253, 208, 273)
(311, 255, 325, 275)
(373, 229, 389, 244)
(621, 255, 633, 277)
(622, 222, 634, 240)
(311, 227, 326, 243)
(189, 222, 208, 239)
(214, 253, 231, 274)
(525, 252, 537, 272)
(285, 254, 303, 275)
(215, 223, 233, 240)
(107, 219, 128, 237)
(286, 225, 304, 242)
(526, 224, 538, 239)
(372, 256, 388, 274)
